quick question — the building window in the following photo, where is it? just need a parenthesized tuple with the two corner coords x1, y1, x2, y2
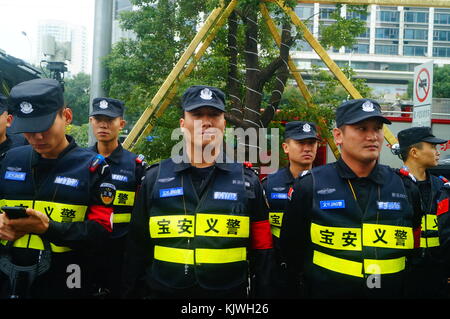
(433, 30, 450, 41)
(320, 7, 337, 20)
(377, 10, 400, 23)
(375, 28, 399, 39)
(356, 28, 370, 39)
(405, 11, 429, 23)
(434, 13, 450, 25)
(295, 5, 314, 20)
(375, 44, 398, 55)
(404, 29, 428, 40)
(433, 46, 450, 57)
(347, 11, 369, 21)
(404, 46, 427, 56)
(345, 44, 369, 54)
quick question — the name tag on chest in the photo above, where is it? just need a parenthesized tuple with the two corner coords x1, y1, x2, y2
(377, 201, 401, 210)
(54, 176, 79, 187)
(4, 171, 26, 181)
(214, 192, 238, 201)
(271, 193, 288, 200)
(160, 187, 184, 198)
(320, 200, 346, 210)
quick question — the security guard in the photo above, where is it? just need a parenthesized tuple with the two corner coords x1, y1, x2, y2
(88, 97, 147, 298)
(280, 99, 422, 299)
(436, 175, 450, 298)
(262, 121, 319, 298)
(394, 127, 448, 298)
(124, 85, 274, 299)
(0, 94, 27, 159)
(0, 78, 115, 299)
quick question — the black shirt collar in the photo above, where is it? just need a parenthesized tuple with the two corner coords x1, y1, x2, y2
(91, 142, 123, 164)
(173, 152, 233, 173)
(336, 157, 384, 185)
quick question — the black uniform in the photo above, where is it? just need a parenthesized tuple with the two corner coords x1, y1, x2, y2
(0, 133, 27, 158)
(123, 158, 274, 299)
(0, 136, 115, 298)
(261, 167, 298, 298)
(87, 142, 146, 298)
(280, 158, 422, 299)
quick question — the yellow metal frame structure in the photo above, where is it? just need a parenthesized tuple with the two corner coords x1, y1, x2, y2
(123, 0, 450, 158)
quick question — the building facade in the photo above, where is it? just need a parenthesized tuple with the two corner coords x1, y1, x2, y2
(35, 20, 88, 75)
(292, 4, 450, 103)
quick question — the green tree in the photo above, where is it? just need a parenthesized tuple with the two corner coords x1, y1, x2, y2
(433, 64, 450, 98)
(105, 0, 368, 161)
(64, 73, 91, 126)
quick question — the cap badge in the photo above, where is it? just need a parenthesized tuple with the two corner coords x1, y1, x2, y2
(362, 101, 375, 112)
(99, 100, 109, 109)
(20, 102, 33, 114)
(303, 123, 311, 132)
(200, 88, 213, 100)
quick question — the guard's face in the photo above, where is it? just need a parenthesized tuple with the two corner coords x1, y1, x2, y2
(0, 111, 12, 138)
(413, 142, 440, 168)
(282, 138, 318, 168)
(23, 108, 72, 159)
(180, 106, 226, 150)
(89, 115, 125, 143)
(333, 118, 384, 164)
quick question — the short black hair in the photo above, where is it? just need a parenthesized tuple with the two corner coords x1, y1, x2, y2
(400, 142, 424, 162)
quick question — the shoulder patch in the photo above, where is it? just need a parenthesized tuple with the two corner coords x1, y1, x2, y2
(298, 170, 311, 180)
(395, 168, 417, 182)
(89, 154, 106, 173)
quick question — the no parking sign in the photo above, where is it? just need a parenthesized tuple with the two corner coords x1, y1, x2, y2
(413, 61, 433, 127)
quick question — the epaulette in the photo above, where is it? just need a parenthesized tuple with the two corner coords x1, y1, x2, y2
(439, 176, 450, 189)
(89, 154, 106, 173)
(136, 154, 149, 169)
(396, 168, 417, 183)
(298, 169, 310, 179)
(243, 161, 259, 176)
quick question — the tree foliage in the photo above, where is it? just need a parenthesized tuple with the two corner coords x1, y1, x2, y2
(63, 73, 91, 126)
(105, 0, 370, 161)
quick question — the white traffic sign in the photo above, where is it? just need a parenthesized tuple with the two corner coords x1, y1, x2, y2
(413, 61, 433, 127)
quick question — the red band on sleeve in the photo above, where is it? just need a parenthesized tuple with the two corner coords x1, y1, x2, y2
(413, 226, 421, 249)
(436, 198, 449, 216)
(88, 205, 113, 232)
(250, 220, 273, 249)
(437, 198, 449, 216)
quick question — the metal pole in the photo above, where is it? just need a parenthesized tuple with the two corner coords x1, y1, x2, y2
(88, 0, 113, 146)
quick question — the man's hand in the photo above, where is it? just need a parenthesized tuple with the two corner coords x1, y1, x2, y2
(0, 208, 49, 241)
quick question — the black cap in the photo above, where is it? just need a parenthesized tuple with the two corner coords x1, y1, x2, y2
(9, 78, 64, 133)
(90, 97, 124, 118)
(398, 126, 448, 149)
(182, 85, 225, 112)
(284, 121, 320, 141)
(0, 94, 8, 114)
(335, 98, 391, 128)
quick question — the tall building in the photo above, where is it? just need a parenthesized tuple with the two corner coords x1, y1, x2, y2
(36, 20, 88, 75)
(292, 4, 450, 103)
(112, 0, 136, 44)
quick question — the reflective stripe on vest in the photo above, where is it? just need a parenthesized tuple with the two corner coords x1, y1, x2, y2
(113, 213, 131, 224)
(313, 250, 406, 278)
(1, 199, 87, 252)
(113, 190, 135, 206)
(154, 245, 247, 265)
(362, 224, 413, 249)
(269, 212, 283, 238)
(420, 214, 439, 248)
(311, 223, 413, 251)
(311, 223, 362, 251)
(149, 214, 250, 239)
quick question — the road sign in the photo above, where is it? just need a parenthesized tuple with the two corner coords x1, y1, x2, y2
(413, 61, 433, 127)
